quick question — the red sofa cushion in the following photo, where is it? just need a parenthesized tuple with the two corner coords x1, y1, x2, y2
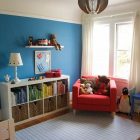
(78, 94, 110, 105)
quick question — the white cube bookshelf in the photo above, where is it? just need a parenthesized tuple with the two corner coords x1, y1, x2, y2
(0, 75, 70, 125)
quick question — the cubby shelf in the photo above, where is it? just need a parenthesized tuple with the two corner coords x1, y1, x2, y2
(0, 75, 69, 125)
(25, 45, 64, 49)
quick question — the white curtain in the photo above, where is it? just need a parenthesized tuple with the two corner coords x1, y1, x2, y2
(81, 14, 94, 76)
(129, 13, 140, 92)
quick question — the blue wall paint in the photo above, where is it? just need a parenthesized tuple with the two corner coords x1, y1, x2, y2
(0, 14, 82, 91)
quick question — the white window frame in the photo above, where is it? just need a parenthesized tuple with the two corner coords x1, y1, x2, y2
(114, 21, 133, 79)
(93, 14, 133, 79)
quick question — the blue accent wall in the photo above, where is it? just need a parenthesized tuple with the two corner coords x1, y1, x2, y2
(0, 14, 82, 91)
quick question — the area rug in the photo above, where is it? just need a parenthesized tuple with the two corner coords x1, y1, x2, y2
(16, 111, 140, 140)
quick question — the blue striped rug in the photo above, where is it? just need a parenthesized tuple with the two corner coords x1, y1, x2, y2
(16, 111, 140, 140)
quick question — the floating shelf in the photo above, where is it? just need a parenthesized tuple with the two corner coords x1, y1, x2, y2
(25, 45, 64, 49)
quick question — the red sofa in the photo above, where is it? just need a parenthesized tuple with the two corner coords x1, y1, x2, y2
(72, 76, 117, 113)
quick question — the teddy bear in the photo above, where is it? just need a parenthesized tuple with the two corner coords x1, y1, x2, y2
(98, 75, 110, 85)
(80, 83, 93, 94)
(95, 75, 110, 95)
(85, 83, 93, 94)
(49, 34, 61, 50)
(80, 77, 97, 92)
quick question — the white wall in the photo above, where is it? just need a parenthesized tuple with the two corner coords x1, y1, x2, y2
(0, 0, 140, 24)
(0, 0, 82, 23)
(94, 0, 140, 18)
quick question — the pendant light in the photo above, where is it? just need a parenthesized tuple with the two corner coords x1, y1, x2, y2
(78, 0, 108, 14)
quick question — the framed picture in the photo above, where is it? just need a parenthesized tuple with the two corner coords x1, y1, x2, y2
(35, 51, 51, 74)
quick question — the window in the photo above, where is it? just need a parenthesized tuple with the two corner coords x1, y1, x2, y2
(93, 24, 110, 75)
(93, 20, 133, 79)
(115, 23, 133, 79)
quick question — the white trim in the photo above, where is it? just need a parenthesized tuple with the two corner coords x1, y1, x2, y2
(82, 11, 136, 23)
(0, 10, 82, 24)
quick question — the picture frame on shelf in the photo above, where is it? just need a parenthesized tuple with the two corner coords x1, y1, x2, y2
(35, 51, 51, 74)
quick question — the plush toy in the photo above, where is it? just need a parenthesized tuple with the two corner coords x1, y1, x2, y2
(97, 75, 110, 95)
(98, 75, 110, 85)
(80, 83, 93, 94)
(49, 34, 61, 50)
(28, 36, 33, 46)
(80, 77, 97, 93)
(85, 83, 93, 94)
(118, 87, 131, 113)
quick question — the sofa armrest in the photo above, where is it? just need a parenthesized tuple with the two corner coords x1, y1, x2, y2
(72, 79, 80, 109)
(110, 79, 117, 112)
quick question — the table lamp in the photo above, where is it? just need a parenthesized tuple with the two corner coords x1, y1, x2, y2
(9, 53, 23, 83)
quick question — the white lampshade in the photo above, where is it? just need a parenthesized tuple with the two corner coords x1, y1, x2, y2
(9, 53, 23, 66)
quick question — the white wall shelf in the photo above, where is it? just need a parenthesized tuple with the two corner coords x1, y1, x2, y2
(25, 45, 64, 49)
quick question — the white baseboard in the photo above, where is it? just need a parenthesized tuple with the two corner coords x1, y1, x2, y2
(69, 92, 72, 101)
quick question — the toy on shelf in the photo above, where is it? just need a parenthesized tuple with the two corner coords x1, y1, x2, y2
(45, 69, 62, 78)
(49, 34, 61, 50)
(28, 36, 48, 46)
(28, 36, 33, 46)
(4, 74, 10, 82)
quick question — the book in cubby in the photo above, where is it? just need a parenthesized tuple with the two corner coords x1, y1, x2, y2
(11, 86, 27, 106)
(43, 82, 57, 98)
(29, 84, 43, 101)
(57, 79, 68, 95)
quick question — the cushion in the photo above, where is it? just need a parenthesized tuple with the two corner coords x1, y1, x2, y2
(78, 94, 110, 105)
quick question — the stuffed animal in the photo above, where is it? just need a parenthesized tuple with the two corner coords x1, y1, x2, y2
(80, 77, 97, 93)
(49, 34, 61, 50)
(80, 83, 93, 94)
(96, 75, 110, 95)
(28, 36, 33, 46)
(85, 83, 93, 94)
(98, 75, 110, 85)
(118, 87, 131, 113)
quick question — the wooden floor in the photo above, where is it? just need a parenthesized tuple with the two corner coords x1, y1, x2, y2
(15, 109, 140, 131)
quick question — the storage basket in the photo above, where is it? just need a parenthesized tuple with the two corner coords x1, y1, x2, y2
(29, 100, 43, 117)
(44, 97, 56, 113)
(12, 103, 28, 122)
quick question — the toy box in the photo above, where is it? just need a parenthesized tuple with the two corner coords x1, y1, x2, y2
(45, 69, 62, 78)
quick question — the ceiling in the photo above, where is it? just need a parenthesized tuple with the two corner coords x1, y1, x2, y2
(108, 0, 139, 5)
(0, 0, 139, 23)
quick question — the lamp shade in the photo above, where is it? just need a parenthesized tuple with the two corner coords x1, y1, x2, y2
(9, 53, 23, 66)
(78, 0, 108, 14)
